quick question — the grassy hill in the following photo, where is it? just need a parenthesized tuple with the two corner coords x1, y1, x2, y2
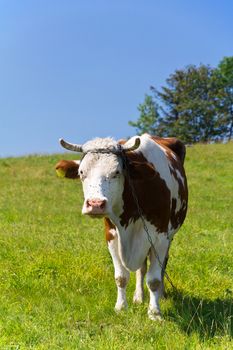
(0, 143, 232, 349)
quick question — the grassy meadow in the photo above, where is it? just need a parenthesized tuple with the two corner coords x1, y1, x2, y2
(0, 142, 232, 349)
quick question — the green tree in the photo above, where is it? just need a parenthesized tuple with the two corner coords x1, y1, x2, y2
(217, 56, 233, 140)
(129, 61, 232, 143)
(128, 94, 162, 135)
(154, 64, 226, 143)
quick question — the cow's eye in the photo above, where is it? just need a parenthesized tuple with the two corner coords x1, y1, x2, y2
(79, 170, 85, 179)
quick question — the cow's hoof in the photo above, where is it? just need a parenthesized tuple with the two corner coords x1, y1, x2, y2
(158, 284, 167, 299)
(148, 309, 163, 321)
(115, 302, 128, 312)
(133, 292, 144, 304)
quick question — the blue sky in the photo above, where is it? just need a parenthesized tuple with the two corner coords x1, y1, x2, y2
(0, 0, 232, 157)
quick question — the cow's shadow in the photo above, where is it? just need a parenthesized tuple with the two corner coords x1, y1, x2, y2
(165, 289, 233, 339)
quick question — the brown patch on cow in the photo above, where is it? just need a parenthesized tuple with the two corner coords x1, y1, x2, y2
(168, 153, 188, 230)
(115, 276, 127, 288)
(150, 136, 188, 230)
(55, 160, 79, 179)
(148, 279, 161, 292)
(119, 152, 171, 232)
(104, 217, 116, 242)
(150, 136, 186, 164)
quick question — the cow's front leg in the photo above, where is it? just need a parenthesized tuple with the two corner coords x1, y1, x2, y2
(146, 234, 170, 321)
(107, 232, 130, 311)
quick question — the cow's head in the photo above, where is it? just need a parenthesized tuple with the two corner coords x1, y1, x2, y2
(56, 137, 140, 219)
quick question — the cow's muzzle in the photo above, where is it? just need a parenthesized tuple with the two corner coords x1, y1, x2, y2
(82, 198, 107, 216)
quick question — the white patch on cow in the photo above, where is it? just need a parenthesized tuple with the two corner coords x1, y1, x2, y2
(109, 228, 117, 238)
(134, 134, 174, 192)
(175, 168, 185, 186)
(171, 152, 177, 160)
(169, 173, 181, 209)
(79, 138, 124, 217)
(176, 198, 182, 214)
(164, 149, 177, 161)
(116, 218, 160, 272)
(107, 229, 130, 311)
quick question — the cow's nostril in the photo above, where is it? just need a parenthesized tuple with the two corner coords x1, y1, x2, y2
(86, 199, 106, 209)
(100, 200, 106, 209)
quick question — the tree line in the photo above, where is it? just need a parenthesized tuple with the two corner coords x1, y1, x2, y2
(129, 56, 233, 143)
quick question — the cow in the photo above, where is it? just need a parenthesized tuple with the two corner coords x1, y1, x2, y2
(55, 134, 188, 320)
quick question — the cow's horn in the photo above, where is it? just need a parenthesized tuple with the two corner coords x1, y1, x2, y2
(123, 137, 140, 152)
(59, 138, 83, 152)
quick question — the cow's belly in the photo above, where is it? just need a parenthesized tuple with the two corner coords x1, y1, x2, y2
(117, 220, 155, 271)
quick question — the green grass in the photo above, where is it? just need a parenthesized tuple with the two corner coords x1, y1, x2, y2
(0, 143, 232, 349)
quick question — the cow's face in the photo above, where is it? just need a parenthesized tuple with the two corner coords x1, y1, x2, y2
(78, 152, 124, 217)
(57, 137, 141, 219)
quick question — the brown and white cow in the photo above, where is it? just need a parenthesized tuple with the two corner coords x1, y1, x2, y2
(56, 134, 188, 320)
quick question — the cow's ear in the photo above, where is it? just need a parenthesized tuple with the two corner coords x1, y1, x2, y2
(55, 160, 80, 179)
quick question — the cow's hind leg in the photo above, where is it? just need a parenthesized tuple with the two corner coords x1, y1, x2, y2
(146, 234, 170, 321)
(133, 258, 147, 304)
(107, 233, 130, 311)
